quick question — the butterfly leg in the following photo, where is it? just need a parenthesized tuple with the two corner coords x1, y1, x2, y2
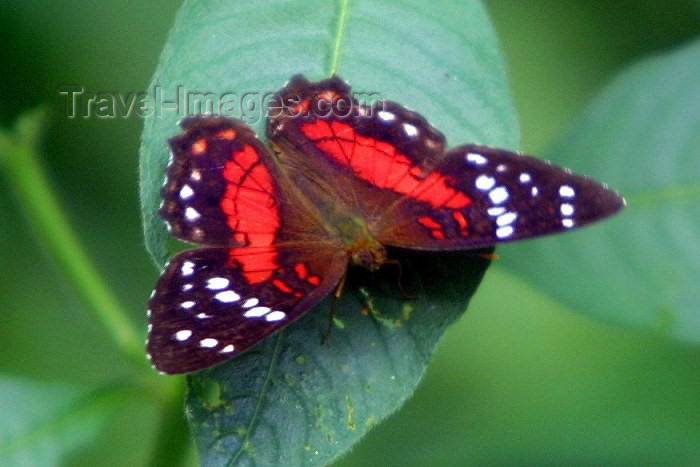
(321, 272, 348, 344)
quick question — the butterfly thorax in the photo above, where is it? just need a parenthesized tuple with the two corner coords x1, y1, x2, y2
(274, 153, 388, 271)
(334, 214, 387, 271)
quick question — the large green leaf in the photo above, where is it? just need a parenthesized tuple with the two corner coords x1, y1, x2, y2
(139, 0, 518, 266)
(500, 38, 700, 343)
(139, 0, 517, 464)
(0, 376, 119, 466)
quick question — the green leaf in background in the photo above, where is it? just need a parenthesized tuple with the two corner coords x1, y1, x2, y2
(0, 377, 118, 466)
(140, 0, 517, 464)
(500, 38, 700, 343)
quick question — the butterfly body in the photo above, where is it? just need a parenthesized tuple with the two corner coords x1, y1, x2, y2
(274, 153, 386, 268)
(147, 75, 624, 374)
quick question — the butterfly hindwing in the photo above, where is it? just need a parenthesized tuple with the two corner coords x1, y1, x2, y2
(147, 246, 347, 374)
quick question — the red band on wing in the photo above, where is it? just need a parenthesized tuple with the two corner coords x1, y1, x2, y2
(294, 261, 321, 286)
(294, 262, 309, 279)
(417, 215, 447, 239)
(452, 211, 469, 237)
(221, 145, 280, 284)
(301, 121, 472, 209)
(272, 278, 294, 293)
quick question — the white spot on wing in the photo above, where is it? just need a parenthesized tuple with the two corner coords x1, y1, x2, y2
(475, 175, 495, 191)
(215, 290, 240, 303)
(466, 152, 487, 166)
(206, 277, 230, 290)
(242, 298, 259, 308)
(190, 169, 202, 181)
(531, 186, 539, 197)
(497, 212, 517, 226)
(220, 344, 235, 353)
(488, 207, 506, 216)
(562, 218, 575, 228)
(179, 184, 194, 200)
(559, 185, 575, 198)
(265, 311, 287, 322)
(519, 173, 531, 183)
(496, 225, 514, 238)
(244, 306, 271, 318)
(402, 123, 418, 137)
(174, 330, 192, 341)
(496, 164, 507, 172)
(200, 338, 218, 348)
(489, 186, 509, 204)
(181, 261, 195, 276)
(180, 301, 195, 309)
(185, 207, 201, 221)
(560, 203, 575, 216)
(182, 283, 193, 291)
(378, 110, 395, 122)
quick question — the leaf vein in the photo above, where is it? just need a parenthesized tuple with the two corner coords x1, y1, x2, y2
(227, 333, 285, 466)
(329, 0, 351, 75)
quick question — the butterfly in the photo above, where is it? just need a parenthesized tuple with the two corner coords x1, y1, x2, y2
(147, 75, 624, 374)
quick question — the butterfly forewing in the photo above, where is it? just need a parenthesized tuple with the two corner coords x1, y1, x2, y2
(268, 78, 454, 222)
(162, 117, 289, 247)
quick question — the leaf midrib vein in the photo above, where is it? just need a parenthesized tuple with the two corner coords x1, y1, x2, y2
(329, 0, 351, 75)
(227, 333, 284, 466)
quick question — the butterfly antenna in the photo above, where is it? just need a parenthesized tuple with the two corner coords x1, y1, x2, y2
(383, 259, 419, 300)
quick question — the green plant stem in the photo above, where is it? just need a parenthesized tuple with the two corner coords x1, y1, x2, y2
(149, 379, 192, 467)
(0, 382, 135, 458)
(0, 108, 146, 370)
(1, 109, 192, 464)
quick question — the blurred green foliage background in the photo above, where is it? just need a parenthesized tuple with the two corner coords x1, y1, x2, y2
(1, 1, 699, 465)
